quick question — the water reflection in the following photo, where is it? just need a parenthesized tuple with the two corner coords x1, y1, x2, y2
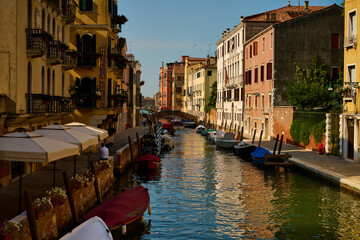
(110, 129, 360, 239)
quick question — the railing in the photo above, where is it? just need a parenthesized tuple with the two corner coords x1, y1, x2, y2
(77, 54, 97, 67)
(61, 2, 76, 24)
(26, 94, 73, 113)
(61, 50, 77, 69)
(46, 41, 62, 64)
(344, 35, 357, 48)
(343, 88, 356, 99)
(26, 29, 47, 57)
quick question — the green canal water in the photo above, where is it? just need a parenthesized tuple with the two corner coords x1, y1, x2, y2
(112, 129, 360, 239)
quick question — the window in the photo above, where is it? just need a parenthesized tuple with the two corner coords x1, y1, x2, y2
(255, 96, 258, 108)
(269, 94, 272, 108)
(331, 67, 340, 82)
(164, 73, 166, 78)
(52, 70, 55, 95)
(206, 70, 212, 77)
(262, 37, 265, 52)
(79, 0, 93, 11)
(267, 62, 272, 80)
(331, 34, 339, 50)
(250, 45, 252, 58)
(270, 32, 273, 49)
(262, 94, 265, 109)
(348, 65, 356, 82)
(245, 47, 248, 60)
(349, 11, 357, 37)
(27, 62, 32, 94)
(253, 41, 258, 56)
(197, 72, 200, 78)
(41, 66, 45, 94)
(227, 90, 231, 100)
(62, 73, 64, 96)
(261, 65, 264, 81)
(254, 67, 258, 83)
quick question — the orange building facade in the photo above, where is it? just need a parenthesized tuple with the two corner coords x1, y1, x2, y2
(159, 62, 173, 110)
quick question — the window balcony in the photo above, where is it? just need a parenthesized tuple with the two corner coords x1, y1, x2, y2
(46, 40, 62, 65)
(344, 35, 357, 49)
(62, 1, 76, 24)
(77, 53, 98, 67)
(26, 94, 73, 114)
(61, 50, 77, 70)
(26, 29, 47, 58)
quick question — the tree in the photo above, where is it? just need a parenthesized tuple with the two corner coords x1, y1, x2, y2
(204, 81, 217, 113)
(287, 55, 341, 111)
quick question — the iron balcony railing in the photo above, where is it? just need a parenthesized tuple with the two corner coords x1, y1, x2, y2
(46, 40, 62, 65)
(26, 29, 47, 57)
(61, 1, 76, 24)
(26, 94, 73, 114)
(61, 50, 77, 69)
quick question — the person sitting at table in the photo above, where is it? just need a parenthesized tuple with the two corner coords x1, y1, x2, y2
(100, 143, 109, 160)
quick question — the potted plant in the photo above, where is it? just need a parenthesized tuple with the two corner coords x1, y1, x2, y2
(33, 197, 53, 220)
(0, 221, 22, 240)
(46, 187, 67, 207)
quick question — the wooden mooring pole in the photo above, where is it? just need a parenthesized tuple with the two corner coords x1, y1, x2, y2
(63, 171, 79, 225)
(24, 190, 39, 240)
(128, 136, 134, 165)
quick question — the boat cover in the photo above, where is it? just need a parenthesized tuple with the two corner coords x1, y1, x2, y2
(136, 153, 161, 162)
(84, 185, 150, 229)
(251, 147, 271, 158)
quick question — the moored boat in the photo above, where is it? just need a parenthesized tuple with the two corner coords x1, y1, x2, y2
(136, 153, 161, 170)
(183, 120, 196, 128)
(214, 132, 240, 149)
(84, 185, 151, 235)
(60, 216, 113, 240)
(171, 119, 185, 130)
(234, 141, 257, 161)
(196, 125, 206, 133)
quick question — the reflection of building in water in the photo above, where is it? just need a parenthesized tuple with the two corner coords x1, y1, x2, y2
(238, 163, 275, 239)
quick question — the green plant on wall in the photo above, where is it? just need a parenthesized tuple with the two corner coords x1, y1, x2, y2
(204, 81, 217, 114)
(290, 113, 326, 146)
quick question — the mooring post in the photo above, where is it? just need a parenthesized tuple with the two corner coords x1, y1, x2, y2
(252, 129, 257, 144)
(136, 132, 142, 157)
(258, 130, 263, 147)
(24, 190, 39, 240)
(240, 126, 244, 141)
(278, 135, 284, 154)
(63, 171, 79, 225)
(273, 134, 279, 154)
(128, 136, 134, 165)
(90, 161, 102, 204)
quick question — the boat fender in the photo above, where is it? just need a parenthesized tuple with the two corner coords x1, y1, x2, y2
(141, 215, 145, 223)
(122, 223, 127, 235)
(148, 204, 152, 215)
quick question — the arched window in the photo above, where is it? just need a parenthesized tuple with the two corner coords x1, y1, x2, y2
(52, 70, 55, 95)
(27, 62, 32, 94)
(52, 18, 55, 38)
(41, 9, 45, 30)
(47, 68, 51, 94)
(27, 0, 32, 29)
(47, 15, 50, 33)
(41, 66, 45, 94)
(61, 73, 65, 96)
(77, 34, 96, 66)
(79, 0, 93, 11)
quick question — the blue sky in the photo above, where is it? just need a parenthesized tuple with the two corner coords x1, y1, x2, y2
(119, 0, 343, 98)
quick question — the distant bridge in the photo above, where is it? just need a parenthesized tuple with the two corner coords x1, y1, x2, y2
(148, 110, 198, 123)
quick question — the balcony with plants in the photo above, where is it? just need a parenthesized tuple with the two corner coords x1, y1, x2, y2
(61, 49, 78, 70)
(111, 15, 128, 33)
(46, 40, 63, 65)
(25, 94, 73, 114)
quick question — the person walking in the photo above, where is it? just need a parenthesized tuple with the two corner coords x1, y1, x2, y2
(142, 116, 147, 127)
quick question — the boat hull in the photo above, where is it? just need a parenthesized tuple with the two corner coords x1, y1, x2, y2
(234, 144, 256, 161)
(215, 139, 240, 149)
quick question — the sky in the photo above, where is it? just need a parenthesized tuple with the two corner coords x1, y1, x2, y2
(119, 0, 343, 98)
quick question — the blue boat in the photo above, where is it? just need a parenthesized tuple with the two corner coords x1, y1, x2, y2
(251, 147, 271, 165)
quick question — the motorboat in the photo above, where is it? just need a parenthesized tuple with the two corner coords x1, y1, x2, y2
(183, 120, 196, 128)
(195, 125, 206, 133)
(214, 132, 240, 149)
(171, 119, 185, 130)
(234, 141, 257, 161)
(84, 185, 150, 235)
(60, 216, 113, 240)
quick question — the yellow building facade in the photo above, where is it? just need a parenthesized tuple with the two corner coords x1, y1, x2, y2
(343, 0, 360, 162)
(0, 0, 77, 186)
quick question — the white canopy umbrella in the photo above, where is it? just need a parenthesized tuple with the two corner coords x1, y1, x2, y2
(0, 132, 80, 162)
(0, 132, 80, 213)
(64, 122, 108, 141)
(34, 125, 98, 151)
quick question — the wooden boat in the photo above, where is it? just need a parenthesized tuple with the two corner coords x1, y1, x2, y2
(201, 129, 215, 136)
(195, 125, 206, 133)
(84, 185, 151, 234)
(234, 129, 261, 161)
(60, 216, 113, 240)
(208, 130, 225, 143)
(251, 134, 291, 166)
(184, 120, 196, 128)
(136, 153, 161, 170)
(171, 119, 185, 130)
(215, 132, 240, 149)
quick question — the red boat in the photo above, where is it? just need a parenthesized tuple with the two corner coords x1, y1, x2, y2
(84, 185, 150, 232)
(136, 153, 161, 170)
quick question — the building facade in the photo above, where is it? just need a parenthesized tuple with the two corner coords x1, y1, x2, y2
(343, 0, 360, 162)
(159, 62, 173, 111)
(172, 59, 186, 111)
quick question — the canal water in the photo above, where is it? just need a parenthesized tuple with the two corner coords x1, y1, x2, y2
(113, 129, 360, 239)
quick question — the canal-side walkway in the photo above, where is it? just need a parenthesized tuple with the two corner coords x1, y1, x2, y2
(243, 134, 360, 194)
(0, 126, 149, 220)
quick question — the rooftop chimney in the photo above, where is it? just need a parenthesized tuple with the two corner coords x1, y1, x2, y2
(305, 1, 309, 9)
(227, 28, 230, 34)
(288, 1, 291, 6)
(240, 16, 244, 22)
